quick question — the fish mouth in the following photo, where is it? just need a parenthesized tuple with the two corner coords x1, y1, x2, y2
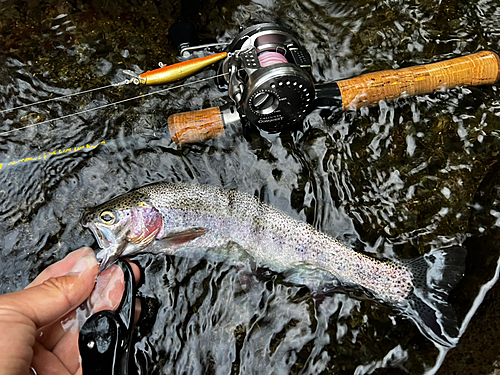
(84, 222, 120, 271)
(86, 222, 111, 249)
(85, 221, 135, 271)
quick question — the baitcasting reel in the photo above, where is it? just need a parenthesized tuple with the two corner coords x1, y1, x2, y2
(215, 23, 318, 132)
(128, 22, 500, 144)
(167, 23, 342, 143)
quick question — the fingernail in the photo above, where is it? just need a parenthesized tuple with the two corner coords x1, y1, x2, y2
(70, 253, 98, 274)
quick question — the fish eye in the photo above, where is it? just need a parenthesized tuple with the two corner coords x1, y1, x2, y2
(100, 210, 116, 225)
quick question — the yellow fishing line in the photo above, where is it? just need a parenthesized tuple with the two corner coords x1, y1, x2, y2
(0, 140, 106, 170)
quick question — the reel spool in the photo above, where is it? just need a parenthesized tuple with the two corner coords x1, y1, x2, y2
(216, 23, 315, 132)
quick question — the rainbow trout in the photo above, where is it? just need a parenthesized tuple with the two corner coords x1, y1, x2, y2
(82, 182, 466, 347)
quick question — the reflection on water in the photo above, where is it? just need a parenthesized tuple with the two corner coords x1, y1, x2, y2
(133, 253, 416, 374)
(1, 0, 500, 373)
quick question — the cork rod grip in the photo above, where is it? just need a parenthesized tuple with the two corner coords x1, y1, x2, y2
(336, 51, 500, 109)
(168, 107, 225, 144)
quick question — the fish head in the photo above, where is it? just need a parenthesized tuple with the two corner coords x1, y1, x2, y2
(82, 190, 163, 271)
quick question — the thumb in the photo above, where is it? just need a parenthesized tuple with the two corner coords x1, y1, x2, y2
(1, 253, 99, 329)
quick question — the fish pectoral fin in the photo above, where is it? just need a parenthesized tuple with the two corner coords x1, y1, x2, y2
(160, 227, 209, 247)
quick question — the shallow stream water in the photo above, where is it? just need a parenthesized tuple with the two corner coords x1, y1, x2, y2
(1, 0, 500, 374)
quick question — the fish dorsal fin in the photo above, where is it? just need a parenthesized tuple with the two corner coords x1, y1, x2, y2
(161, 227, 208, 246)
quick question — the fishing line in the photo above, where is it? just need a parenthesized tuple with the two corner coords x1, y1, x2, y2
(0, 81, 128, 115)
(0, 72, 229, 137)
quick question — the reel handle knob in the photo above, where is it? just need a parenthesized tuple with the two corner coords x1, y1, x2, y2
(336, 51, 500, 109)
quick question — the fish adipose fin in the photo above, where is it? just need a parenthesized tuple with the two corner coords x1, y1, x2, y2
(403, 246, 466, 347)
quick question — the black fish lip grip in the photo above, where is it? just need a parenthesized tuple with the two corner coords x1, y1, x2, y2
(79, 259, 137, 375)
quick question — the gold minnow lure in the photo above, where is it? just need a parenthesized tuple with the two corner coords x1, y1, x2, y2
(123, 52, 227, 85)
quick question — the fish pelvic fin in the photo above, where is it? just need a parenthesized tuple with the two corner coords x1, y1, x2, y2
(403, 246, 466, 347)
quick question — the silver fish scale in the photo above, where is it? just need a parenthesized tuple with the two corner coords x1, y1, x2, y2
(141, 183, 413, 303)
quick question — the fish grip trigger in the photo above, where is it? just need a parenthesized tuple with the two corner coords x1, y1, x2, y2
(79, 259, 137, 375)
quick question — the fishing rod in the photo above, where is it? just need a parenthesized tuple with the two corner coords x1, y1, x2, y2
(1, 22, 499, 145)
(164, 23, 500, 144)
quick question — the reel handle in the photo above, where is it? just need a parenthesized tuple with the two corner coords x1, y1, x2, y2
(336, 51, 500, 109)
(169, 20, 197, 55)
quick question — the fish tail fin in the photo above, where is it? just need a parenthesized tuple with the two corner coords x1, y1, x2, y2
(403, 246, 467, 347)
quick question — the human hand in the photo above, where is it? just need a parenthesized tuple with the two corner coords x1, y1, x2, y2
(0, 247, 140, 375)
